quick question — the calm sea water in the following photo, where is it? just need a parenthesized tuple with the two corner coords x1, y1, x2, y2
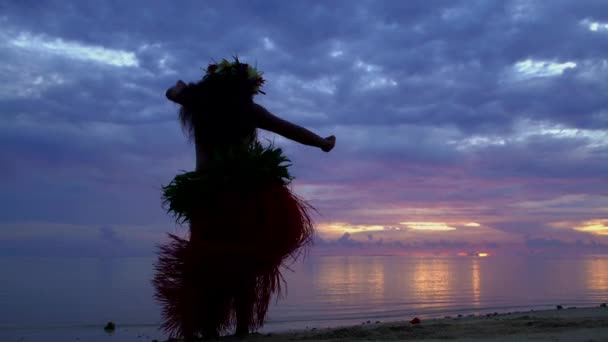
(1, 255, 607, 341)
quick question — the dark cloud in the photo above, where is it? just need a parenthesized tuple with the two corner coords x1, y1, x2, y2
(99, 225, 121, 244)
(526, 238, 608, 251)
(314, 232, 506, 256)
(0, 236, 155, 257)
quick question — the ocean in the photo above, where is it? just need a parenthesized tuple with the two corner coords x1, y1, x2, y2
(1, 255, 607, 341)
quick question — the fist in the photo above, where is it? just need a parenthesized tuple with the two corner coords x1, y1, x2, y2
(166, 80, 187, 103)
(322, 135, 336, 152)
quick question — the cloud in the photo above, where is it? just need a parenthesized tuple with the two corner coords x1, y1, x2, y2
(0, 222, 169, 257)
(1, 0, 607, 255)
(313, 231, 505, 256)
(525, 238, 608, 253)
(9, 32, 139, 67)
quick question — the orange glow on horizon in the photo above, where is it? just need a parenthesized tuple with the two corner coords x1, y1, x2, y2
(399, 221, 456, 231)
(574, 220, 608, 235)
(477, 252, 489, 257)
(317, 222, 388, 237)
(317, 219, 489, 239)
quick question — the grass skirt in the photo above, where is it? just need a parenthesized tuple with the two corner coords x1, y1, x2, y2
(152, 144, 313, 338)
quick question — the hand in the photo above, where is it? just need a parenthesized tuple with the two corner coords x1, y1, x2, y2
(321, 135, 336, 152)
(166, 80, 186, 103)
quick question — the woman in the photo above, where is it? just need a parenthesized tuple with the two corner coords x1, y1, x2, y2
(153, 58, 335, 340)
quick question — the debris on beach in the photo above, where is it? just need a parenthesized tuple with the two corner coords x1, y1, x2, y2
(601, 303, 607, 308)
(103, 321, 116, 333)
(556, 305, 563, 310)
(410, 317, 421, 324)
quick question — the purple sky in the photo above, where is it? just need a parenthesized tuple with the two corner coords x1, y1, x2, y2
(1, 0, 607, 257)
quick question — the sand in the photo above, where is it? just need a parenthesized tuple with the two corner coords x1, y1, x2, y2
(238, 306, 608, 342)
(6, 306, 606, 341)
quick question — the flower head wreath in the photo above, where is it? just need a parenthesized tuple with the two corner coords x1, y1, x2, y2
(204, 57, 265, 95)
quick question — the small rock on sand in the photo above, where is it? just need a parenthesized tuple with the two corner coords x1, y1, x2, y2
(103, 322, 116, 333)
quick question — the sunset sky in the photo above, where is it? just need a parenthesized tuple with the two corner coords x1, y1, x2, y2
(1, 0, 607, 257)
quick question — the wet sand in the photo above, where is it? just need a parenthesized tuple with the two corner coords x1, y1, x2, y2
(241, 306, 608, 341)
(5, 306, 607, 341)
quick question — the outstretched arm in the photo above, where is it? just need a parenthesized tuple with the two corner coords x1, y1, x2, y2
(252, 103, 335, 152)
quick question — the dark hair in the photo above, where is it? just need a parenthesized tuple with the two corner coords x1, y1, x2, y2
(177, 72, 257, 151)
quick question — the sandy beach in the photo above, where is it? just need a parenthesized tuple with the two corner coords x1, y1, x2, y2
(239, 306, 608, 341)
(2, 306, 607, 341)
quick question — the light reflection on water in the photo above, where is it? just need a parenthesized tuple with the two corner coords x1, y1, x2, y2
(585, 257, 608, 291)
(0, 255, 607, 335)
(269, 255, 608, 330)
(472, 258, 481, 307)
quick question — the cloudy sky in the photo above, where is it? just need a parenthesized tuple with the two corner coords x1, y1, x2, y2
(1, 0, 607, 257)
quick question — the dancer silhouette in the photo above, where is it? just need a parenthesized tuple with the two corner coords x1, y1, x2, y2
(153, 58, 335, 340)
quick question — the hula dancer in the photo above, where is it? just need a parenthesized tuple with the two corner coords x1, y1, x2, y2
(153, 57, 336, 340)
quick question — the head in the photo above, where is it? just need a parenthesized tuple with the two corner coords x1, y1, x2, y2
(166, 58, 265, 146)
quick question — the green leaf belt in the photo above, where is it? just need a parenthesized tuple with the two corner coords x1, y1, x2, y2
(162, 142, 293, 224)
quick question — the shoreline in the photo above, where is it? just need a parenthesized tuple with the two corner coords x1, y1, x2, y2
(244, 305, 608, 341)
(2, 305, 607, 341)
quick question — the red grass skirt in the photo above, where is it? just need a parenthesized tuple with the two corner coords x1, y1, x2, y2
(152, 182, 313, 338)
